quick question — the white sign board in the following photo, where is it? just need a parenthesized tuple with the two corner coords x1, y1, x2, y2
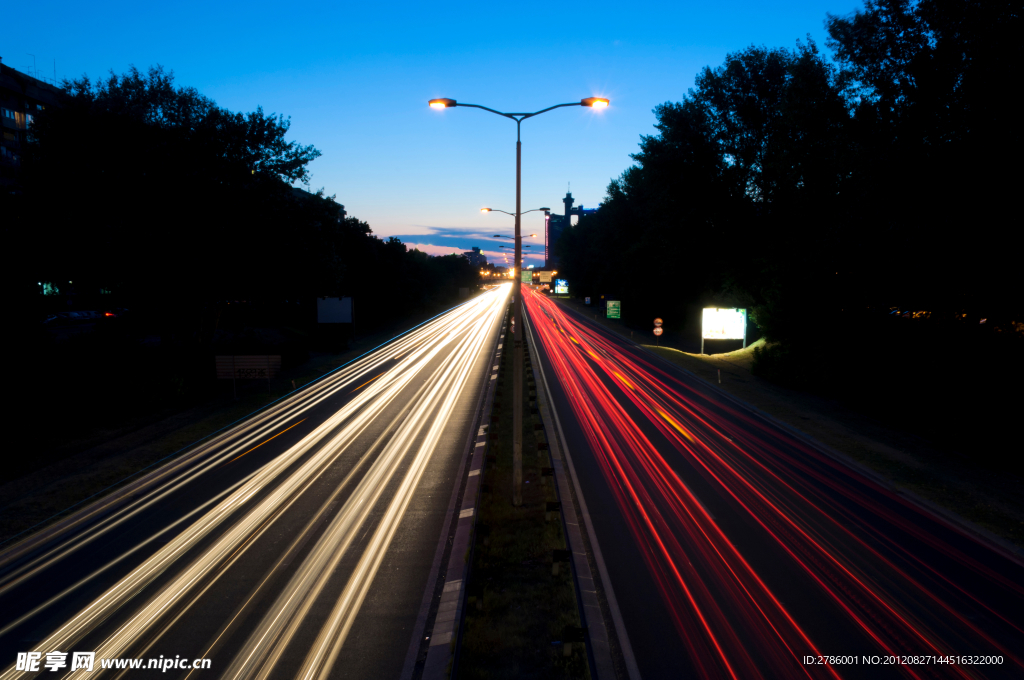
(702, 308, 746, 340)
(539, 271, 552, 283)
(318, 297, 353, 323)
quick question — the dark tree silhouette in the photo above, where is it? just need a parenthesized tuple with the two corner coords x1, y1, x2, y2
(6, 64, 482, 463)
(556, 0, 1022, 465)
(557, 40, 851, 345)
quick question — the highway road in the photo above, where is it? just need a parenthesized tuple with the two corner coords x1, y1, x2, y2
(0, 285, 509, 679)
(524, 288, 1024, 680)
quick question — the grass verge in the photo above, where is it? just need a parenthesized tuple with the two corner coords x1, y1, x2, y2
(457, 312, 591, 679)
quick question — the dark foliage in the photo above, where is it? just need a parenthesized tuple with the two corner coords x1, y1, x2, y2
(5, 65, 477, 460)
(556, 0, 1022, 458)
(13, 65, 476, 319)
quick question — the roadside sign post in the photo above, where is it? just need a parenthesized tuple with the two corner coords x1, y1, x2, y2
(653, 318, 663, 347)
(216, 355, 282, 398)
(606, 300, 621, 319)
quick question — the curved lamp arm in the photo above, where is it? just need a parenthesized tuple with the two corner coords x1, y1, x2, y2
(430, 98, 608, 140)
(481, 207, 550, 217)
(457, 101, 581, 121)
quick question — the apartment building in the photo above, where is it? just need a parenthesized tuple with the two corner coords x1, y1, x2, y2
(1, 56, 63, 191)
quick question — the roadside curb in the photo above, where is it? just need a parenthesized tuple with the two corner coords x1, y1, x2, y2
(552, 302, 1024, 567)
(636, 344, 1024, 567)
(525, 306, 642, 680)
(403, 304, 507, 680)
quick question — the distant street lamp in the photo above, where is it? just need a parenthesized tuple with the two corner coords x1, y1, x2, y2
(432, 96, 609, 506)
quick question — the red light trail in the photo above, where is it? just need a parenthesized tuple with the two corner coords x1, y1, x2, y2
(525, 288, 1024, 679)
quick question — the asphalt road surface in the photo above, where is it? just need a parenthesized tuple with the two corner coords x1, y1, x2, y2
(524, 288, 1024, 680)
(0, 285, 509, 679)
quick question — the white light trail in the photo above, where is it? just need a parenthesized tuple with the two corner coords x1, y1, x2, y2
(0, 285, 509, 680)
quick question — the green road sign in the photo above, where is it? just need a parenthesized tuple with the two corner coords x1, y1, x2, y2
(521, 270, 532, 283)
(606, 300, 621, 319)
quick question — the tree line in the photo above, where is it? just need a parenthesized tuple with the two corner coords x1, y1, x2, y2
(2, 65, 478, 464)
(555, 0, 1021, 464)
(8, 64, 477, 329)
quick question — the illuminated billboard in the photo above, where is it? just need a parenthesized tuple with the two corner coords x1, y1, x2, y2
(702, 308, 746, 340)
(554, 279, 568, 295)
(701, 308, 746, 354)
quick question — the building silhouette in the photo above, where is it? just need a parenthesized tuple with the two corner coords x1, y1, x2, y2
(1, 57, 62, 192)
(544, 190, 598, 269)
(463, 246, 488, 268)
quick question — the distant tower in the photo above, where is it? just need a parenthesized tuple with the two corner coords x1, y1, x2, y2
(544, 187, 600, 269)
(544, 191, 571, 269)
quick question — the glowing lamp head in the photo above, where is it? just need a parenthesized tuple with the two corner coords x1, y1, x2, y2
(481, 207, 491, 213)
(429, 98, 457, 109)
(581, 97, 610, 109)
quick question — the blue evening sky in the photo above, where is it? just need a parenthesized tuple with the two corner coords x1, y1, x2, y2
(6, 0, 860, 267)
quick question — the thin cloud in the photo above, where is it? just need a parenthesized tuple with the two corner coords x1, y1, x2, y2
(402, 242, 544, 265)
(403, 242, 472, 257)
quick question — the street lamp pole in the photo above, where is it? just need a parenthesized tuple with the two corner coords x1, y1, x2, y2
(430, 96, 609, 507)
